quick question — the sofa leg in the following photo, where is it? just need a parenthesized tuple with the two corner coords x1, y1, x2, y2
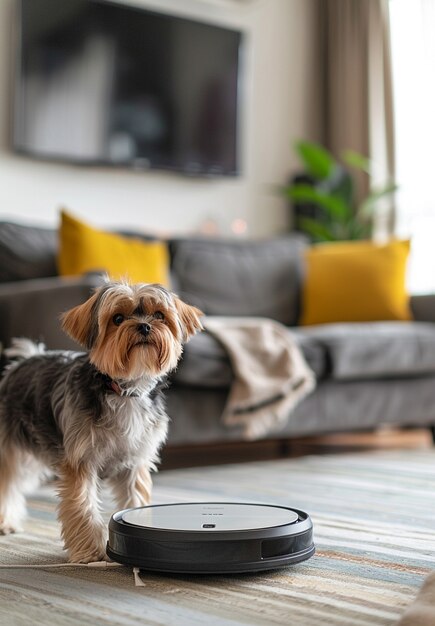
(279, 439, 292, 457)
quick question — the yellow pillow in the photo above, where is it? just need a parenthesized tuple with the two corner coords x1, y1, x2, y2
(58, 210, 170, 286)
(300, 239, 411, 325)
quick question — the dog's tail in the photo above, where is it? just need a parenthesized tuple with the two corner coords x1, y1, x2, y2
(4, 338, 46, 361)
(1, 339, 46, 381)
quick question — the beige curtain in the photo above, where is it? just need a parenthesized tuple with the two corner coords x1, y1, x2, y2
(317, 0, 395, 236)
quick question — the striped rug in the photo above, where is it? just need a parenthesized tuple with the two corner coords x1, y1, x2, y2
(0, 449, 434, 626)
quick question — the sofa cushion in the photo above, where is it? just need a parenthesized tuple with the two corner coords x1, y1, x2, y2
(289, 329, 327, 380)
(172, 325, 326, 389)
(0, 221, 58, 282)
(299, 321, 435, 381)
(170, 235, 306, 326)
(172, 331, 233, 388)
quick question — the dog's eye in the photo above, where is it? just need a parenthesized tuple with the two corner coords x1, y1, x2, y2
(113, 314, 125, 326)
(154, 311, 165, 320)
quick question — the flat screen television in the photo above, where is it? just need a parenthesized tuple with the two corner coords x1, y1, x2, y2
(13, 0, 242, 176)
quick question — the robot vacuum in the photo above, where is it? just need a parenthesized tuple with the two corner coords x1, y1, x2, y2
(107, 502, 315, 574)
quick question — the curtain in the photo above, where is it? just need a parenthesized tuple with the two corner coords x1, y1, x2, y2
(318, 0, 395, 238)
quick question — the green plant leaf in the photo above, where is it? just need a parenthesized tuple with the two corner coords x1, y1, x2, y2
(295, 141, 336, 180)
(297, 217, 336, 242)
(331, 168, 354, 209)
(346, 219, 372, 240)
(341, 150, 371, 174)
(287, 184, 351, 221)
(358, 182, 398, 216)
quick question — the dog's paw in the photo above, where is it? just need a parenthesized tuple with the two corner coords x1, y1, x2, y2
(68, 540, 108, 564)
(0, 520, 19, 535)
(69, 550, 109, 564)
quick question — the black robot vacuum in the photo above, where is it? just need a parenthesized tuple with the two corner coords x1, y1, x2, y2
(107, 502, 315, 574)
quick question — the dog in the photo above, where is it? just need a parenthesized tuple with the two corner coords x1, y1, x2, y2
(0, 281, 203, 562)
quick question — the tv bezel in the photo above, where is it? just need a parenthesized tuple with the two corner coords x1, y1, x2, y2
(12, 0, 244, 177)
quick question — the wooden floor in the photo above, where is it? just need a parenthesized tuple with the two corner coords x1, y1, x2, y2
(160, 427, 433, 469)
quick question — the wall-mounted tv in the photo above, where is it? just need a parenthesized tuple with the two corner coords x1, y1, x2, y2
(13, 0, 242, 176)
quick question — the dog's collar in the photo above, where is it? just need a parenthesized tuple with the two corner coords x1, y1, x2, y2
(101, 374, 139, 398)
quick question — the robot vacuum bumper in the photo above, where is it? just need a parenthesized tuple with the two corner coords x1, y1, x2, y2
(107, 502, 315, 574)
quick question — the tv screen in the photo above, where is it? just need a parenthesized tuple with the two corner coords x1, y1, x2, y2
(14, 0, 242, 176)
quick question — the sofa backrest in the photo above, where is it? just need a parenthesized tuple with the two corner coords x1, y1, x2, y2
(0, 221, 58, 282)
(169, 235, 307, 326)
(0, 221, 159, 283)
(0, 221, 307, 325)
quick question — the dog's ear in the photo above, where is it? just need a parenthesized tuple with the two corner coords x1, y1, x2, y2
(60, 290, 101, 348)
(174, 297, 203, 341)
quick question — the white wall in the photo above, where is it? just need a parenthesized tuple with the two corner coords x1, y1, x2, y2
(0, 0, 319, 237)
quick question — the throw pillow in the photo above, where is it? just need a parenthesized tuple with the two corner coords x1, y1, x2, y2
(58, 210, 170, 286)
(300, 239, 411, 325)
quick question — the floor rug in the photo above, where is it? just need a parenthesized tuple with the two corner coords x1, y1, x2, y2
(1, 449, 434, 626)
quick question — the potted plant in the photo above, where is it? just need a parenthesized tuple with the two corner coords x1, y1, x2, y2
(284, 141, 397, 242)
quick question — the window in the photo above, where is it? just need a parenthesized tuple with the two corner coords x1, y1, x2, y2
(390, 0, 435, 294)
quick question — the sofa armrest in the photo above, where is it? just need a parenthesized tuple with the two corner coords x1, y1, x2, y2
(410, 294, 435, 322)
(0, 275, 103, 350)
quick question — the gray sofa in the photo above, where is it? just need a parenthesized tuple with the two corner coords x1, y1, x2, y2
(1, 220, 435, 447)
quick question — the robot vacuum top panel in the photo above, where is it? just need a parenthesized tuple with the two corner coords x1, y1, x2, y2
(122, 502, 299, 531)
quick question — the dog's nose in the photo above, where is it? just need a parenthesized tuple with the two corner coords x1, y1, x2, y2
(138, 323, 151, 337)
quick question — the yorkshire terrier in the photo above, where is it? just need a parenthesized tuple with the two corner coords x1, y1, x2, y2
(0, 281, 203, 562)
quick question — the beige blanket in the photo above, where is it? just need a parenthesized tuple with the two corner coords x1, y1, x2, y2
(398, 572, 435, 626)
(202, 317, 316, 440)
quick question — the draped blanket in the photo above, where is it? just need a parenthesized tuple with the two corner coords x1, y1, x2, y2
(202, 317, 316, 439)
